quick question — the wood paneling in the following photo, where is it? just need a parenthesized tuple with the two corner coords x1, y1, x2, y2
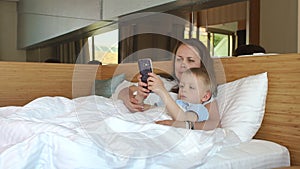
(214, 54, 300, 165)
(198, 1, 247, 27)
(0, 61, 173, 106)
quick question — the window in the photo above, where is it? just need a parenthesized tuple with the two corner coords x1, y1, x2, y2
(184, 24, 236, 57)
(206, 27, 235, 57)
(88, 29, 119, 65)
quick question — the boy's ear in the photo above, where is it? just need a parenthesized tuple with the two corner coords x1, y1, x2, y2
(201, 91, 212, 102)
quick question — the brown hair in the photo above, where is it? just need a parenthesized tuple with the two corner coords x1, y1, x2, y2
(233, 44, 266, 56)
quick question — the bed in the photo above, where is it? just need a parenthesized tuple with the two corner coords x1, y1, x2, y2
(0, 53, 299, 168)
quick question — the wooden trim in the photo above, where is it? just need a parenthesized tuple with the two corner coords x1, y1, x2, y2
(298, 0, 300, 53)
(249, 0, 260, 44)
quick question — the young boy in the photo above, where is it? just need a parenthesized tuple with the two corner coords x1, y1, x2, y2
(138, 67, 213, 128)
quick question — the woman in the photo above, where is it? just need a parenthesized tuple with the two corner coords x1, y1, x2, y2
(118, 39, 220, 130)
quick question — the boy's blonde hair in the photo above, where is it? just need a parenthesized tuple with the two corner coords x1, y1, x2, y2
(183, 67, 212, 93)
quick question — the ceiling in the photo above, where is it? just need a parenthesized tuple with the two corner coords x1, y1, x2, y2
(0, 0, 19, 1)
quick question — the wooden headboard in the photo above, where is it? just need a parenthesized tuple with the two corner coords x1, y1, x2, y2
(0, 53, 299, 165)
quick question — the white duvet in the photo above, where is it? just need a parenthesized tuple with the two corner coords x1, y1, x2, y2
(0, 96, 240, 169)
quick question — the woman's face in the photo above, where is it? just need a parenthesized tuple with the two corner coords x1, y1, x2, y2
(174, 44, 202, 80)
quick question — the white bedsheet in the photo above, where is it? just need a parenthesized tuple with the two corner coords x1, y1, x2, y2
(201, 139, 290, 169)
(0, 96, 241, 169)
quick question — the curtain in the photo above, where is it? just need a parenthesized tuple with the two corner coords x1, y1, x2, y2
(119, 24, 135, 63)
(57, 38, 90, 64)
(119, 23, 177, 63)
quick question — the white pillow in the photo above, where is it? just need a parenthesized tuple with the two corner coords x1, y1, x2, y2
(216, 72, 268, 142)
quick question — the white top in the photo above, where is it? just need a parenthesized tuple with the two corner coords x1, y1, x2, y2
(111, 76, 177, 104)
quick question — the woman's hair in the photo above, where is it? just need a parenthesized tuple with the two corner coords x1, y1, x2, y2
(171, 39, 217, 96)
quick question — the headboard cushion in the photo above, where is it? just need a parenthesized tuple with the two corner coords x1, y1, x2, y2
(94, 73, 126, 98)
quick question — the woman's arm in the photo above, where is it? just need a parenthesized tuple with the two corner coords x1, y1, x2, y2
(156, 120, 186, 128)
(194, 100, 220, 130)
(155, 100, 220, 130)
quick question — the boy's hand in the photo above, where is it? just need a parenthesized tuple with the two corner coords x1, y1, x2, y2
(147, 72, 167, 96)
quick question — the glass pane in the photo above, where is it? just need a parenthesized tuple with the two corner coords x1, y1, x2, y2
(89, 29, 119, 65)
(213, 33, 229, 57)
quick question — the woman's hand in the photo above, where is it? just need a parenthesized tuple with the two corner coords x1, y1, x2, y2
(155, 120, 175, 126)
(156, 120, 186, 128)
(135, 75, 151, 103)
(118, 86, 144, 112)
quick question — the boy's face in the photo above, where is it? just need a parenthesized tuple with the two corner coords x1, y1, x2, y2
(178, 73, 208, 104)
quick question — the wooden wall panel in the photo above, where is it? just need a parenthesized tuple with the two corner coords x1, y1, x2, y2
(0, 62, 98, 106)
(215, 54, 300, 165)
(0, 61, 173, 106)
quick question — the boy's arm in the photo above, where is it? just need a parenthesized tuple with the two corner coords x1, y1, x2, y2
(159, 90, 197, 121)
(147, 72, 197, 121)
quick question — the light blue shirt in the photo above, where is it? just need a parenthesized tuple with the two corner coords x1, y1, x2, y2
(176, 100, 209, 122)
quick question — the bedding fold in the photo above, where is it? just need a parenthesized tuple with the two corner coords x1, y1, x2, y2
(0, 96, 240, 169)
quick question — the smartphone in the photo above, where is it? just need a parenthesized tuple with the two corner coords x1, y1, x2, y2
(138, 58, 153, 88)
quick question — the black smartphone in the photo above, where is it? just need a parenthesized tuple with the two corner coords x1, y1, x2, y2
(138, 58, 153, 88)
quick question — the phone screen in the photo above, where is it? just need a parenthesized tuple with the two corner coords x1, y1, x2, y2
(138, 58, 153, 85)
